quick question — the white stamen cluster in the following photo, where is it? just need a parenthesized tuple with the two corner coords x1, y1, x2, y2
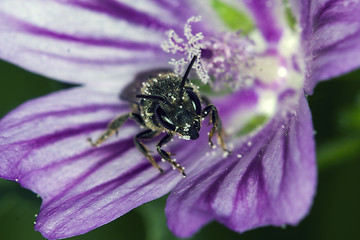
(161, 16, 210, 83)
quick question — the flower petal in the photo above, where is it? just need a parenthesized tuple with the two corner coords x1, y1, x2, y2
(0, 0, 213, 91)
(0, 87, 194, 239)
(291, 0, 360, 93)
(241, 0, 286, 43)
(165, 93, 316, 237)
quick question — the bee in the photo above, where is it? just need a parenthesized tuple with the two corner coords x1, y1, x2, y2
(88, 56, 229, 177)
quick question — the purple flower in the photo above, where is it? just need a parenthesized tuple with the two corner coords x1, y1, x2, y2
(1, 0, 360, 239)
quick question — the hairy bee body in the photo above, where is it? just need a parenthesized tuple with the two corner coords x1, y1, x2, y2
(139, 73, 201, 140)
(89, 56, 228, 177)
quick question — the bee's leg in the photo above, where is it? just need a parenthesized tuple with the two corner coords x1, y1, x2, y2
(200, 95, 211, 106)
(88, 113, 141, 147)
(201, 105, 230, 153)
(134, 129, 163, 173)
(130, 113, 146, 127)
(156, 133, 186, 177)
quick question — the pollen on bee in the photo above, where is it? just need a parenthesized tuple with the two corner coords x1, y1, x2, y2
(161, 158, 166, 162)
(237, 154, 243, 158)
(228, 143, 234, 150)
(222, 151, 229, 158)
(183, 135, 190, 140)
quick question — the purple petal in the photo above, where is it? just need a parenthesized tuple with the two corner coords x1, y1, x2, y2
(241, 0, 286, 43)
(291, 0, 360, 93)
(0, 0, 213, 90)
(0, 87, 194, 239)
(165, 93, 316, 237)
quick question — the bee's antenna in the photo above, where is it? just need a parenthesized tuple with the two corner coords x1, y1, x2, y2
(179, 55, 197, 97)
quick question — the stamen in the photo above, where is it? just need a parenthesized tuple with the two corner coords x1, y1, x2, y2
(162, 16, 255, 91)
(161, 16, 209, 83)
(202, 32, 255, 90)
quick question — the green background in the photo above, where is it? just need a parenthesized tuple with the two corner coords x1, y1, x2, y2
(0, 59, 360, 240)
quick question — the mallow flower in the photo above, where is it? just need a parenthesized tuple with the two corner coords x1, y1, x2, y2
(1, 0, 360, 239)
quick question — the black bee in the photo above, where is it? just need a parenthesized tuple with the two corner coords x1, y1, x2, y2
(88, 56, 229, 177)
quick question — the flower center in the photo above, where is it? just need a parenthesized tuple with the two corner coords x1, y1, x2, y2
(161, 16, 256, 91)
(161, 16, 304, 135)
(201, 32, 255, 90)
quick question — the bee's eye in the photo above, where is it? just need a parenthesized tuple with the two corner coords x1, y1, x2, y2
(155, 106, 176, 131)
(186, 90, 201, 115)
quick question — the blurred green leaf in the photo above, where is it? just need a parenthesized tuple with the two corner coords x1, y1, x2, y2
(283, 0, 296, 30)
(339, 94, 360, 132)
(317, 137, 360, 170)
(136, 196, 175, 240)
(0, 60, 73, 118)
(236, 115, 268, 136)
(211, 0, 254, 33)
(192, 78, 233, 96)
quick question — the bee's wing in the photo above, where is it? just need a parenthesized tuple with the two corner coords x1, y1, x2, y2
(119, 68, 172, 104)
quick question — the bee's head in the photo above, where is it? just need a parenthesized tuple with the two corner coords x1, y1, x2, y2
(137, 55, 202, 140)
(155, 89, 201, 140)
